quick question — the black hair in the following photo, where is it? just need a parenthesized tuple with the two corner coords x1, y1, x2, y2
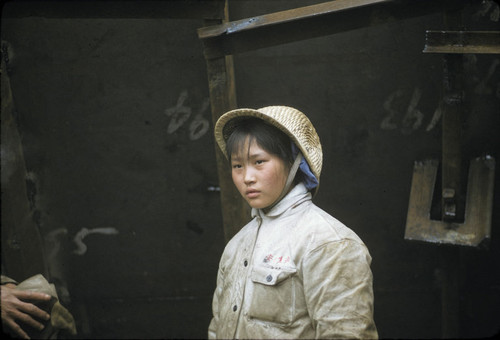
(226, 118, 294, 167)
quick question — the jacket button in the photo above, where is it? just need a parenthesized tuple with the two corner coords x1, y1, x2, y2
(233, 305, 237, 312)
(244, 260, 248, 267)
(266, 275, 273, 282)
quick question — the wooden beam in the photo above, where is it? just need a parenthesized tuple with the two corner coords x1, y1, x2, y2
(203, 12, 251, 242)
(199, 0, 388, 38)
(198, 0, 466, 59)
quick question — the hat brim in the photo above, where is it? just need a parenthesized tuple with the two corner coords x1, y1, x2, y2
(215, 108, 286, 156)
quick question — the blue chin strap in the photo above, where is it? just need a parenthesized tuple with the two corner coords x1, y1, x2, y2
(291, 143, 319, 191)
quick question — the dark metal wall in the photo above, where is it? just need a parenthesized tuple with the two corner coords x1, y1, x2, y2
(1, 1, 499, 339)
(2, 2, 226, 338)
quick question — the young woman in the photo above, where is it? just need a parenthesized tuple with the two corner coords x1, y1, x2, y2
(209, 106, 378, 339)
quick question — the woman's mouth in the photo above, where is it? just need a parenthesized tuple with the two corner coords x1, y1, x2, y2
(246, 189, 260, 198)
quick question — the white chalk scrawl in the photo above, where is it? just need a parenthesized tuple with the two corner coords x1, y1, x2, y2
(73, 227, 119, 255)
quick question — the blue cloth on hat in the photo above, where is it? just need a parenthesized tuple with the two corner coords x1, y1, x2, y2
(291, 143, 319, 191)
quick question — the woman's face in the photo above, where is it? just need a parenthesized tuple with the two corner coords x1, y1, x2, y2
(231, 137, 289, 210)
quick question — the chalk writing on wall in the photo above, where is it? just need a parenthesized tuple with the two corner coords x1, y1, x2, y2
(381, 59, 499, 133)
(473, 0, 499, 22)
(164, 90, 210, 141)
(73, 227, 119, 255)
(380, 87, 424, 134)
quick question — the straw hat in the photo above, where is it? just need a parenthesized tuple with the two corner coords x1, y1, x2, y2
(214, 106, 323, 183)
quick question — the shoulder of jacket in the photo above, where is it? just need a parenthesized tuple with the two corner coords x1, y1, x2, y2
(295, 204, 365, 247)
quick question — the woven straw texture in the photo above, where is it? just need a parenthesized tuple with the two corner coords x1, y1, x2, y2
(214, 106, 323, 181)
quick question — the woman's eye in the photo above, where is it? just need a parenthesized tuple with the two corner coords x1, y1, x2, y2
(232, 164, 242, 169)
(256, 160, 265, 165)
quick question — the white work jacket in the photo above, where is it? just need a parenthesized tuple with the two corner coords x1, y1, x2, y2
(208, 183, 378, 339)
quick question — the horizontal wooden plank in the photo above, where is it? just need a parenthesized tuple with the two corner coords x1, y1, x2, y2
(198, 0, 466, 59)
(198, 0, 388, 39)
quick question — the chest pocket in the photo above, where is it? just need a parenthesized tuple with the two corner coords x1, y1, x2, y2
(248, 265, 297, 325)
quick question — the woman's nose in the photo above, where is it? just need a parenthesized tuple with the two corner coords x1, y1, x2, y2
(244, 167, 256, 184)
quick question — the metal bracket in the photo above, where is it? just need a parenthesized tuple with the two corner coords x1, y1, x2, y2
(404, 156, 495, 247)
(405, 23, 498, 249)
(423, 30, 500, 54)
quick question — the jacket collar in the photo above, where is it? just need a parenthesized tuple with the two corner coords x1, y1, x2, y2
(252, 182, 311, 219)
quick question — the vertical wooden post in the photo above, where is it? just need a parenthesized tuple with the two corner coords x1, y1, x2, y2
(201, 1, 250, 243)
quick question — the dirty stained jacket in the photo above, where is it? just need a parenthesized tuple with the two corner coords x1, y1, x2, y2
(208, 183, 378, 339)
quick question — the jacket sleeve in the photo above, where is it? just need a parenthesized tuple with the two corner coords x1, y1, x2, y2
(208, 264, 224, 339)
(302, 239, 378, 339)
